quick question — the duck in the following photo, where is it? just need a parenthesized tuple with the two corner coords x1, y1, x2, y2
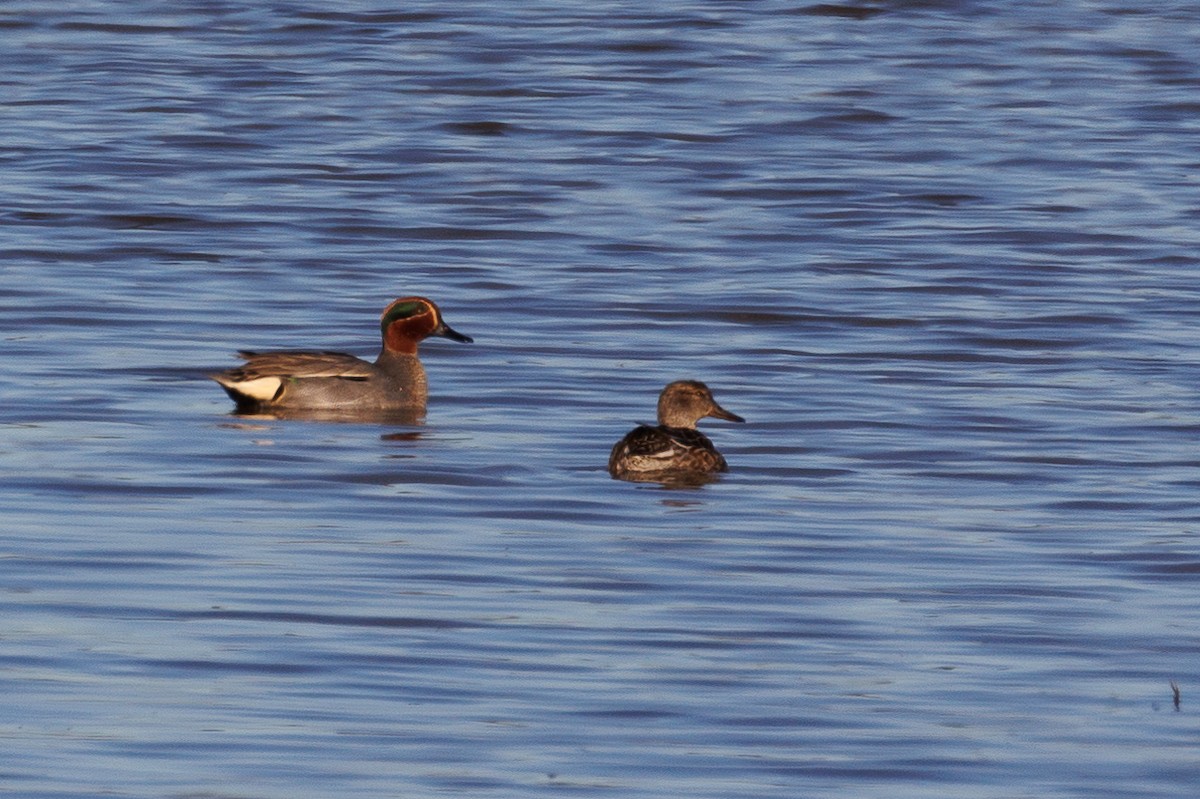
(608, 380, 745, 482)
(209, 296, 471, 415)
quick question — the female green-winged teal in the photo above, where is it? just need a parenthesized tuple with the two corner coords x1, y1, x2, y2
(210, 296, 471, 414)
(608, 380, 745, 482)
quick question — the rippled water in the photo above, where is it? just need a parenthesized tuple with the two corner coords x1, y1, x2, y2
(4, 2, 1200, 797)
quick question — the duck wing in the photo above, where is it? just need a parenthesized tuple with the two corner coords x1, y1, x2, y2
(209, 350, 374, 405)
(609, 424, 721, 473)
(230, 350, 374, 380)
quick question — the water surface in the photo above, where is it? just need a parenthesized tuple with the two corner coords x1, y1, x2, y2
(3, 2, 1200, 797)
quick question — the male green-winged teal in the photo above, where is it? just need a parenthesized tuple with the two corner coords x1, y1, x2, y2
(608, 380, 745, 482)
(210, 296, 471, 414)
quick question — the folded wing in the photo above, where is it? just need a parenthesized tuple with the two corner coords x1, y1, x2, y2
(210, 350, 373, 404)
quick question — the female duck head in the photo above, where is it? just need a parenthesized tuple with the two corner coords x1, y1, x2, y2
(657, 380, 745, 429)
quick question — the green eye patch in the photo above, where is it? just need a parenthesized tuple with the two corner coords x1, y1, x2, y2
(381, 301, 426, 330)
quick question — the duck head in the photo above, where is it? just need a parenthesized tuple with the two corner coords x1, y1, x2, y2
(657, 380, 745, 429)
(380, 296, 473, 355)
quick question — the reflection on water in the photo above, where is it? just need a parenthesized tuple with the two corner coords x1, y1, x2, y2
(610, 470, 725, 489)
(224, 407, 429, 426)
(3, 2, 1200, 798)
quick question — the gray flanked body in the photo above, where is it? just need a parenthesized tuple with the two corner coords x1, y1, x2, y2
(214, 348, 428, 411)
(209, 296, 471, 415)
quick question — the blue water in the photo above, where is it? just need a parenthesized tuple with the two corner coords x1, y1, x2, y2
(4, 2, 1200, 797)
